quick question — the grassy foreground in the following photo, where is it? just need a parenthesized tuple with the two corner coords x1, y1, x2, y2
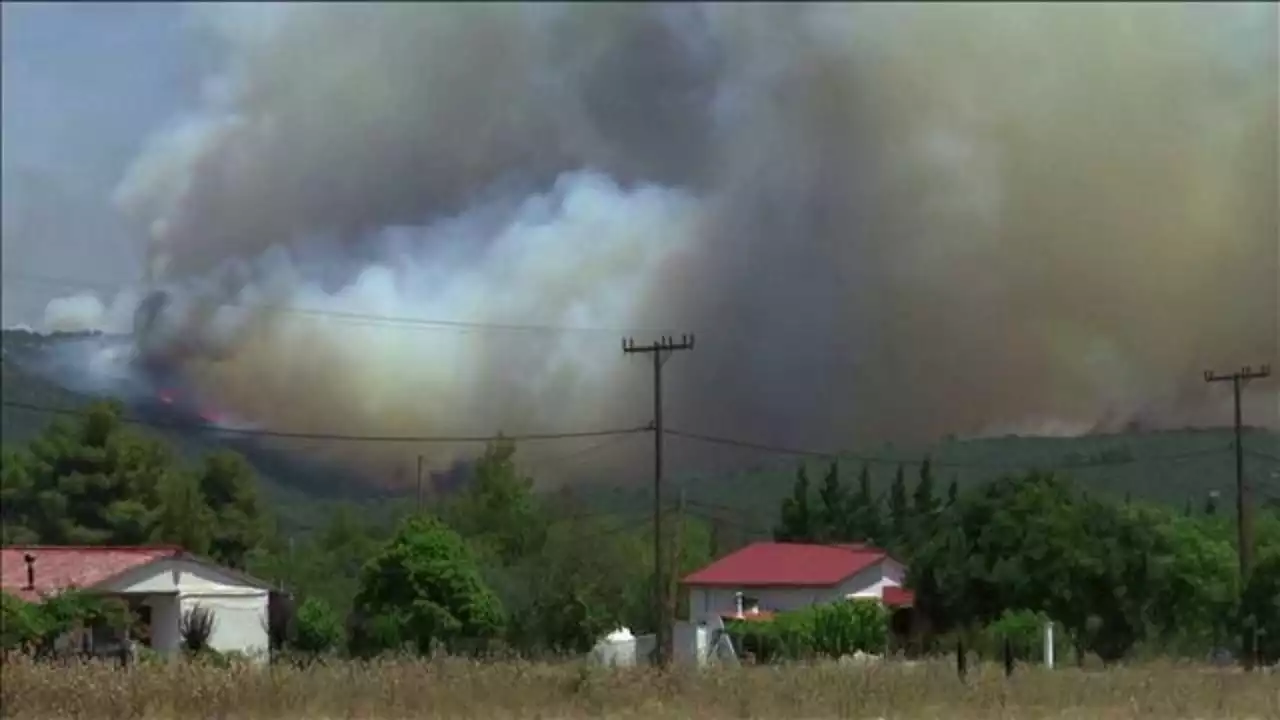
(1, 655, 1277, 719)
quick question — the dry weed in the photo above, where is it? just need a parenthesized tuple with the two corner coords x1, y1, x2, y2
(1, 655, 1276, 719)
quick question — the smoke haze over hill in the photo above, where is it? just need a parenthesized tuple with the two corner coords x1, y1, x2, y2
(14, 3, 1279, 481)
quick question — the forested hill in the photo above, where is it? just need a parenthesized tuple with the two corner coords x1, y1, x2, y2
(3, 328, 1278, 538)
(1, 329, 402, 534)
(582, 427, 1280, 540)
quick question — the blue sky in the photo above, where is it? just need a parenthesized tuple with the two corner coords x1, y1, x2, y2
(1, 2, 208, 323)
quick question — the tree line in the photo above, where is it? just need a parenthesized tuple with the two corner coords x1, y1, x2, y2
(1, 402, 714, 658)
(770, 458, 1280, 664)
(3, 400, 1278, 664)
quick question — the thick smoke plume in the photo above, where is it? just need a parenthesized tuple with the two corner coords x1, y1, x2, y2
(45, 3, 1278, 482)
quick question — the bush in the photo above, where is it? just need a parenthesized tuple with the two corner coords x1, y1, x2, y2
(179, 605, 217, 653)
(1, 590, 131, 655)
(725, 599, 889, 662)
(1241, 552, 1280, 665)
(810, 598, 889, 657)
(984, 609, 1052, 661)
(293, 597, 343, 656)
(1, 593, 44, 651)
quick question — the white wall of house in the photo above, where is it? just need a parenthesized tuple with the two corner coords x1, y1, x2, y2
(686, 557, 906, 623)
(179, 594, 269, 659)
(146, 594, 182, 655)
(96, 558, 270, 662)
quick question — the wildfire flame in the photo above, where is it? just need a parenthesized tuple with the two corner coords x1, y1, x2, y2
(156, 387, 224, 426)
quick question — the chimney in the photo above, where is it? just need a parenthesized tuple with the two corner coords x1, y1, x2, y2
(734, 591, 744, 619)
(23, 553, 35, 591)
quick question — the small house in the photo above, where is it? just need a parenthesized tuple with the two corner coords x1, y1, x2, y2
(1, 545, 274, 662)
(681, 542, 916, 643)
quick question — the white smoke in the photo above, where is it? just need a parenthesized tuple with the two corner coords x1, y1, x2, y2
(44, 288, 141, 335)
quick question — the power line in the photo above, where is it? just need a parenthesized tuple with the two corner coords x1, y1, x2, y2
(4, 396, 1249, 472)
(664, 427, 1232, 469)
(1, 270, 688, 337)
(0, 399, 651, 444)
(2, 396, 1240, 468)
(525, 432, 642, 469)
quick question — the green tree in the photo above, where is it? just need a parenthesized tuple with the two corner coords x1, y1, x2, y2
(0, 402, 265, 563)
(909, 473, 1104, 644)
(150, 469, 213, 555)
(293, 596, 344, 656)
(1241, 551, 1280, 664)
(909, 473, 1236, 663)
(946, 478, 960, 509)
(1136, 504, 1233, 650)
(497, 514, 651, 653)
(774, 464, 814, 542)
(195, 451, 264, 570)
(816, 461, 847, 542)
(0, 448, 39, 544)
(846, 463, 883, 545)
(16, 402, 173, 544)
(887, 464, 909, 551)
(911, 457, 941, 550)
(446, 438, 546, 566)
(351, 515, 504, 656)
(1072, 498, 1160, 661)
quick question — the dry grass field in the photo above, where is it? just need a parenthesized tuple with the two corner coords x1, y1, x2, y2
(1, 655, 1277, 719)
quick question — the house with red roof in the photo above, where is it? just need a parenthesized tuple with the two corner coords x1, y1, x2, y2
(681, 542, 915, 625)
(1, 545, 275, 662)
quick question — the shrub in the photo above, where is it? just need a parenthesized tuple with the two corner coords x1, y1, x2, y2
(1241, 552, 1280, 665)
(179, 605, 217, 653)
(725, 599, 889, 661)
(810, 598, 889, 657)
(293, 597, 343, 656)
(984, 609, 1052, 661)
(0, 593, 44, 651)
(1, 590, 130, 655)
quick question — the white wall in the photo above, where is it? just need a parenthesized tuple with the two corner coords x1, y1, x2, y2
(672, 621, 710, 666)
(147, 594, 181, 655)
(687, 558, 905, 623)
(180, 594, 269, 662)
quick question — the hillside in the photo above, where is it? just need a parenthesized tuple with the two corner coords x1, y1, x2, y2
(583, 425, 1280, 540)
(4, 329, 1277, 539)
(1, 329, 406, 535)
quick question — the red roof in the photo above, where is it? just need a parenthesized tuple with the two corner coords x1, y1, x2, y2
(683, 542, 890, 587)
(882, 586, 915, 607)
(1, 546, 183, 602)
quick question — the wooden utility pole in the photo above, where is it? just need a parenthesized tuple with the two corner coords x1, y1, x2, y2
(623, 334, 695, 668)
(1204, 363, 1271, 668)
(1204, 364, 1272, 578)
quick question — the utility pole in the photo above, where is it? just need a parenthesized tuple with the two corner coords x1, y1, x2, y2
(623, 334, 695, 668)
(1204, 363, 1271, 669)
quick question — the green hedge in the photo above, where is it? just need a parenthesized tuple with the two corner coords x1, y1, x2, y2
(724, 599, 889, 662)
(1, 590, 131, 654)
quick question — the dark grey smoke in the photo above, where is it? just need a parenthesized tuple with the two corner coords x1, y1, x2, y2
(39, 3, 1279, 481)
